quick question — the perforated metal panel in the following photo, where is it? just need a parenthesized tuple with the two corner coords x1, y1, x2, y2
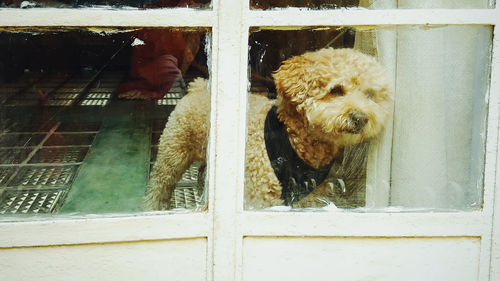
(1, 122, 56, 133)
(10, 166, 78, 187)
(156, 81, 185, 106)
(0, 71, 122, 214)
(177, 163, 201, 187)
(171, 186, 202, 209)
(46, 99, 75, 106)
(0, 148, 33, 164)
(86, 93, 112, 99)
(0, 118, 99, 214)
(0, 133, 46, 147)
(0, 188, 67, 214)
(80, 99, 110, 106)
(29, 147, 89, 164)
(157, 92, 183, 106)
(0, 167, 15, 186)
(1, 68, 205, 213)
(44, 133, 96, 146)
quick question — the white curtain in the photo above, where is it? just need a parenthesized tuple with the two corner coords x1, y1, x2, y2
(360, 0, 491, 210)
(389, 25, 491, 210)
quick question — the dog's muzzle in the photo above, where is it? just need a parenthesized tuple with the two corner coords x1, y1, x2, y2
(346, 111, 368, 134)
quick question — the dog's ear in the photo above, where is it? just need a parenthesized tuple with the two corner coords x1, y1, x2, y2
(272, 55, 315, 104)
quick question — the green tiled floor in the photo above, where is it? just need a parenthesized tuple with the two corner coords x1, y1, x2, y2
(60, 101, 150, 213)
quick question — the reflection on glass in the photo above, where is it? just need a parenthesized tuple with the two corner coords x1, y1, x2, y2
(0, 27, 209, 216)
(250, 0, 359, 9)
(397, 0, 492, 9)
(0, 0, 210, 9)
(250, 0, 493, 9)
(246, 25, 491, 211)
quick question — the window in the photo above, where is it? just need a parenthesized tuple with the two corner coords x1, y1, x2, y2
(0, 1, 499, 281)
(250, 0, 494, 9)
(0, 0, 210, 9)
(0, 27, 210, 214)
(246, 25, 491, 211)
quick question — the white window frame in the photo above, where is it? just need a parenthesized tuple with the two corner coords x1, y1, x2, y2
(0, 2, 499, 281)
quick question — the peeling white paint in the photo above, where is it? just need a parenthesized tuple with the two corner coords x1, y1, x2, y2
(19, 1, 36, 9)
(131, 38, 145, 46)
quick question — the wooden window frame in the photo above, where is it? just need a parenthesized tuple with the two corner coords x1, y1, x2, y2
(0, 2, 499, 281)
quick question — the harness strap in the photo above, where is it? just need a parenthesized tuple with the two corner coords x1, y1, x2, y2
(264, 106, 335, 205)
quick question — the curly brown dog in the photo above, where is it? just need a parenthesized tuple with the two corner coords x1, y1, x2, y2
(144, 48, 393, 210)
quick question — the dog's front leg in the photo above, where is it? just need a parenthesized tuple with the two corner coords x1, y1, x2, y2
(144, 139, 195, 210)
(144, 112, 205, 210)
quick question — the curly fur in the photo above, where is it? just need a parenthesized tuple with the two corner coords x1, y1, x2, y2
(144, 48, 393, 210)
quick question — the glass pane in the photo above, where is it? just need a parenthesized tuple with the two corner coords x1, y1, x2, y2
(250, 0, 494, 9)
(246, 25, 492, 211)
(0, 0, 210, 9)
(397, 0, 492, 8)
(250, 0, 359, 9)
(0, 27, 210, 216)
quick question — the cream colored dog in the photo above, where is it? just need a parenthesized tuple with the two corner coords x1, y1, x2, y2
(144, 48, 393, 210)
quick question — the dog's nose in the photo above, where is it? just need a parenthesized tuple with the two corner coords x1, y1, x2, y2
(349, 111, 368, 131)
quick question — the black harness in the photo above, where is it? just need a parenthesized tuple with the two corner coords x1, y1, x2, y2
(264, 106, 335, 206)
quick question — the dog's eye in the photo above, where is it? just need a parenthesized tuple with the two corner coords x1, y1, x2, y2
(364, 89, 375, 99)
(330, 85, 345, 96)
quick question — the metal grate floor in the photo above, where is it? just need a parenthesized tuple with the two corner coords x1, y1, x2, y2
(0, 167, 15, 186)
(1, 69, 203, 213)
(0, 133, 46, 147)
(0, 188, 67, 214)
(0, 70, 122, 108)
(0, 120, 99, 214)
(156, 91, 183, 106)
(29, 147, 90, 164)
(10, 166, 78, 187)
(171, 186, 202, 209)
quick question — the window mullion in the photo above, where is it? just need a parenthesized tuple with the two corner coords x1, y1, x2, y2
(486, 19, 500, 281)
(211, 1, 248, 281)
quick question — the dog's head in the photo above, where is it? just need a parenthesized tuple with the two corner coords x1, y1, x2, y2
(272, 48, 393, 146)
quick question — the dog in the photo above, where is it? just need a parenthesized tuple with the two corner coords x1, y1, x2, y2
(144, 48, 393, 210)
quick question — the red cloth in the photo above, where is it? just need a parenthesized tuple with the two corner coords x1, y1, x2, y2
(118, 30, 189, 99)
(118, 0, 198, 99)
(117, 54, 181, 99)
